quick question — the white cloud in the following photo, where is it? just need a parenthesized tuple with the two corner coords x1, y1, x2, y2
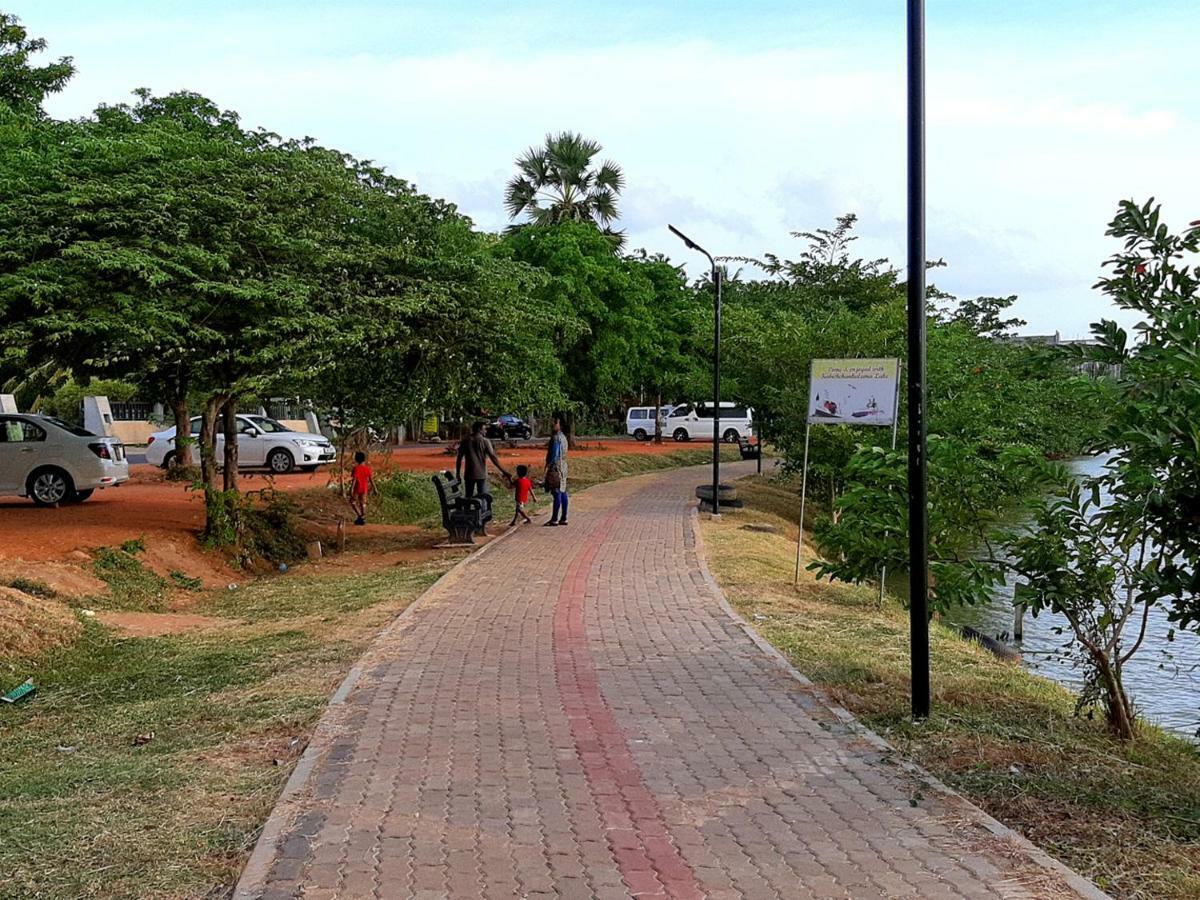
(37, 8, 1200, 335)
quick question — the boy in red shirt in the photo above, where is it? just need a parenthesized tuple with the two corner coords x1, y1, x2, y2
(349, 451, 376, 526)
(510, 464, 537, 526)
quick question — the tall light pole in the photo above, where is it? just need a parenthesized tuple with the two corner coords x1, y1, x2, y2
(669, 225, 722, 517)
(907, 0, 931, 719)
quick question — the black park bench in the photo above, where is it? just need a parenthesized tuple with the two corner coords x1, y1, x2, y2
(738, 435, 761, 461)
(432, 471, 493, 544)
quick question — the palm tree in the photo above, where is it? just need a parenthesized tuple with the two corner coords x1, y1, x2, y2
(504, 131, 625, 243)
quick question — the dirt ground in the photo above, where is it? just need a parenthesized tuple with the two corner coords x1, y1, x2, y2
(0, 439, 683, 563)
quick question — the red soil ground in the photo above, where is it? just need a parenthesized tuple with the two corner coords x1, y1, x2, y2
(0, 439, 681, 565)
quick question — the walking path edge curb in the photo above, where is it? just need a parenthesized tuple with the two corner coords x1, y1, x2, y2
(688, 503, 1112, 900)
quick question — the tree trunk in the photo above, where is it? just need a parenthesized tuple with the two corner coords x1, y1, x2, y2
(222, 398, 239, 493)
(171, 396, 190, 466)
(1093, 649, 1135, 741)
(654, 390, 663, 444)
(199, 394, 230, 540)
(198, 396, 223, 496)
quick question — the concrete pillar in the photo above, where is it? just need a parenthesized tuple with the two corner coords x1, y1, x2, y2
(304, 409, 321, 435)
(83, 396, 116, 436)
(152, 402, 164, 421)
(0, 394, 17, 414)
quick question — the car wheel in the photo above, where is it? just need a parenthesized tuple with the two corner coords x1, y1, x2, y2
(633, 429, 648, 441)
(521, 428, 531, 440)
(162, 451, 177, 470)
(27, 468, 73, 507)
(67, 488, 95, 504)
(267, 448, 295, 474)
(723, 429, 740, 443)
(673, 428, 689, 443)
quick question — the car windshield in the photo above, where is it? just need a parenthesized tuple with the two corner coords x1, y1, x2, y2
(250, 417, 292, 433)
(43, 417, 95, 437)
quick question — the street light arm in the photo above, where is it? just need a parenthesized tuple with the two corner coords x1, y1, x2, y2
(668, 224, 715, 270)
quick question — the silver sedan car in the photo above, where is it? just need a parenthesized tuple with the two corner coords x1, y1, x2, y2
(0, 414, 129, 506)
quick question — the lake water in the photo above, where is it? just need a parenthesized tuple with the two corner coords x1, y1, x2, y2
(943, 455, 1200, 739)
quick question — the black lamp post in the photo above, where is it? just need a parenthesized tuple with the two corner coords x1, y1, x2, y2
(668, 224, 722, 516)
(907, 0, 931, 719)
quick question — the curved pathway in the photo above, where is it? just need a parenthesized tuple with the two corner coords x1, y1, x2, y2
(238, 463, 1104, 900)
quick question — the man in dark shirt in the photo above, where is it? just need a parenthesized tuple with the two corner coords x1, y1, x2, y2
(456, 421, 511, 498)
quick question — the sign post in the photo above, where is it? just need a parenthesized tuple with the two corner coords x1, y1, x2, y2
(794, 358, 901, 586)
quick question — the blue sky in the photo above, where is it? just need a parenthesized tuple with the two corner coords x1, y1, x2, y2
(24, 1, 1200, 335)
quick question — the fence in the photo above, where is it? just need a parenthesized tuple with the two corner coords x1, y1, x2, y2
(235, 400, 309, 420)
(109, 401, 156, 421)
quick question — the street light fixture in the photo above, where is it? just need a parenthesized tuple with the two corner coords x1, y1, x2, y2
(668, 224, 723, 517)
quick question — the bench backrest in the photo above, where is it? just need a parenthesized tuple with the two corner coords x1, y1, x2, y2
(432, 471, 465, 528)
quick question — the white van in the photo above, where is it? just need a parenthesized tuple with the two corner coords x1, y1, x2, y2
(663, 402, 753, 443)
(625, 405, 675, 441)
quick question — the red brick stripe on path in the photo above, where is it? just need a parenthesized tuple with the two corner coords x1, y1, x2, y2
(554, 506, 702, 900)
(238, 462, 1106, 900)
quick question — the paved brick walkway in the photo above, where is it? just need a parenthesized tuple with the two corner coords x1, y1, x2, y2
(237, 464, 1104, 900)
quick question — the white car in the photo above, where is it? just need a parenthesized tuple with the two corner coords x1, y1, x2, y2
(663, 402, 754, 443)
(145, 414, 336, 474)
(625, 405, 676, 441)
(0, 413, 129, 506)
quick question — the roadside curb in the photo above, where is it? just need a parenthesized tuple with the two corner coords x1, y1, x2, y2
(689, 504, 1112, 900)
(232, 517, 527, 900)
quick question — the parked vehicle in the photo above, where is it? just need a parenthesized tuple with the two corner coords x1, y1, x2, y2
(663, 402, 754, 443)
(485, 414, 533, 441)
(625, 405, 677, 441)
(145, 414, 336, 474)
(0, 414, 129, 506)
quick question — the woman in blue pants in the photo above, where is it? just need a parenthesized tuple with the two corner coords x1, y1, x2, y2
(544, 413, 569, 526)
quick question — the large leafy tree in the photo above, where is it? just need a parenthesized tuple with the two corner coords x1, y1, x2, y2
(504, 131, 625, 244)
(0, 90, 346, 529)
(497, 221, 701, 419)
(0, 13, 73, 118)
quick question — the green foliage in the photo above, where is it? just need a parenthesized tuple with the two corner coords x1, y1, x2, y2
(0, 14, 73, 118)
(38, 378, 138, 423)
(813, 439, 1048, 610)
(372, 471, 443, 526)
(815, 200, 1199, 740)
(1083, 199, 1200, 628)
(497, 222, 702, 413)
(235, 492, 308, 566)
(720, 217, 1105, 514)
(505, 131, 625, 245)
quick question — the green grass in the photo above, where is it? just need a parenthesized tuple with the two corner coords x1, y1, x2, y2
(703, 475, 1200, 900)
(91, 545, 169, 611)
(2, 577, 56, 599)
(0, 564, 454, 900)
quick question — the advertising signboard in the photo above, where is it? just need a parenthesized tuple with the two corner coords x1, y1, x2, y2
(807, 358, 900, 426)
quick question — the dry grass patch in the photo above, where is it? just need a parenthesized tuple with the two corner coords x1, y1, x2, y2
(0, 560, 455, 900)
(701, 476, 1200, 900)
(0, 586, 81, 659)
